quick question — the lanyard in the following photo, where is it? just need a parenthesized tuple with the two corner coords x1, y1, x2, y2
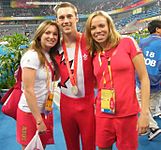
(45, 59, 55, 81)
(45, 63, 51, 92)
(98, 52, 113, 88)
(45, 56, 55, 92)
(62, 33, 80, 86)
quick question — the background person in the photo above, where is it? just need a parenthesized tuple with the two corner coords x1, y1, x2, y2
(54, 2, 96, 150)
(85, 10, 149, 150)
(16, 20, 60, 150)
(136, 19, 161, 141)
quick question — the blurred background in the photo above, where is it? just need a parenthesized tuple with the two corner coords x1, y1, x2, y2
(0, 0, 161, 38)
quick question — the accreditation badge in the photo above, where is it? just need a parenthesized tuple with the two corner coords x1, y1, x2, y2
(101, 88, 115, 114)
(45, 92, 54, 112)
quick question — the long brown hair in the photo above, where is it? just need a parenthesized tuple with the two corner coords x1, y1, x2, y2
(29, 20, 60, 78)
(85, 11, 121, 56)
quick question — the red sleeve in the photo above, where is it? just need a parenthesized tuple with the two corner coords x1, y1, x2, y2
(126, 37, 142, 60)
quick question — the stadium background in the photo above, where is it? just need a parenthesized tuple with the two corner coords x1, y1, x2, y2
(0, 0, 161, 38)
(0, 0, 161, 150)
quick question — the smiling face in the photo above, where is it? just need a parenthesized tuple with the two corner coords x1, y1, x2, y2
(90, 15, 109, 48)
(40, 25, 59, 52)
(56, 7, 78, 35)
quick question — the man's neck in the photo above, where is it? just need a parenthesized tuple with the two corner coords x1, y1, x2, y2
(63, 31, 79, 48)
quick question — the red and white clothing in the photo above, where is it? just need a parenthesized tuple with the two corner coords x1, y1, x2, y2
(55, 34, 95, 150)
(93, 36, 141, 118)
(56, 42, 94, 99)
(19, 50, 53, 113)
(17, 108, 54, 146)
(17, 50, 54, 146)
(93, 36, 142, 149)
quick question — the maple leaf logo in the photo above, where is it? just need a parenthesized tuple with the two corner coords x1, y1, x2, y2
(59, 52, 74, 88)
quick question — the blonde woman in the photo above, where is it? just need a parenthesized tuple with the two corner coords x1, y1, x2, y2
(85, 11, 150, 150)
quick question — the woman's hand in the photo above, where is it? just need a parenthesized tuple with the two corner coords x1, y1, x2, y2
(36, 120, 47, 134)
(137, 112, 149, 135)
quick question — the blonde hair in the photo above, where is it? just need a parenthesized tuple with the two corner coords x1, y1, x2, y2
(54, 2, 78, 17)
(85, 11, 121, 56)
(29, 20, 60, 66)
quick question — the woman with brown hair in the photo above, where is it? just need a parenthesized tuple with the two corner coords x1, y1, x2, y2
(16, 20, 60, 150)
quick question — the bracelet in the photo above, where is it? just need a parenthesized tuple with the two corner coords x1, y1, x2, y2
(37, 120, 42, 125)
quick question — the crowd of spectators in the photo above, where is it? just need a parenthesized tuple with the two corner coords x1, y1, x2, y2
(0, 0, 161, 37)
(116, 4, 161, 29)
(74, 0, 141, 14)
(1, 0, 142, 17)
(2, 6, 53, 17)
(0, 24, 38, 39)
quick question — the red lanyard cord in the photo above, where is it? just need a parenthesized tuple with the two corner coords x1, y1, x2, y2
(45, 59, 55, 81)
(99, 53, 113, 88)
(62, 33, 80, 86)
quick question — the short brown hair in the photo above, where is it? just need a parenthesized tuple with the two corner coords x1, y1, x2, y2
(54, 2, 78, 17)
